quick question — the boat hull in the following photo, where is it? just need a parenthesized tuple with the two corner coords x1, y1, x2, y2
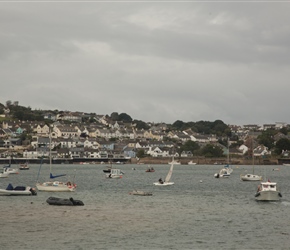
(129, 190, 153, 196)
(36, 182, 76, 192)
(255, 190, 282, 201)
(240, 174, 262, 181)
(0, 187, 37, 196)
(105, 174, 122, 179)
(153, 182, 174, 186)
(46, 197, 84, 206)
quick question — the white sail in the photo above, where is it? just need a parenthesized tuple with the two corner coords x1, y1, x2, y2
(153, 163, 174, 186)
(165, 164, 174, 183)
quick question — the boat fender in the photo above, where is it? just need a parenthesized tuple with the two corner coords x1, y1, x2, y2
(279, 193, 282, 197)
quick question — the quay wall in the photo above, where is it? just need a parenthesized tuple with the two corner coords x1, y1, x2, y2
(0, 157, 284, 165)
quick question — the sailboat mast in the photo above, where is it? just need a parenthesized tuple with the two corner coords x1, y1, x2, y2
(49, 125, 52, 170)
(227, 137, 230, 165)
(252, 137, 254, 174)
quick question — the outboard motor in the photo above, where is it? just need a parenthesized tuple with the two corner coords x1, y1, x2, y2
(30, 188, 37, 196)
(214, 173, 220, 178)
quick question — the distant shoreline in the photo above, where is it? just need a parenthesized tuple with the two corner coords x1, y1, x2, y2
(1, 157, 283, 165)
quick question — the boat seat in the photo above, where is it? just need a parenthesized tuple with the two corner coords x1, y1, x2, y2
(14, 186, 26, 191)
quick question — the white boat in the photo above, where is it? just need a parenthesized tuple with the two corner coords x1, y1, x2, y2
(36, 126, 76, 192)
(154, 163, 174, 186)
(188, 161, 197, 165)
(255, 181, 282, 201)
(5, 167, 19, 174)
(0, 183, 37, 196)
(215, 139, 232, 178)
(0, 167, 9, 178)
(106, 168, 123, 179)
(214, 167, 231, 178)
(4, 155, 19, 174)
(240, 137, 262, 181)
(19, 162, 29, 170)
(240, 173, 263, 181)
(282, 163, 290, 166)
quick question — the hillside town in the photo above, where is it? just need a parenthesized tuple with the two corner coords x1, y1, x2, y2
(0, 103, 290, 165)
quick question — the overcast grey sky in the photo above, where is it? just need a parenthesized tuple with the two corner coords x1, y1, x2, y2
(1, 1, 289, 125)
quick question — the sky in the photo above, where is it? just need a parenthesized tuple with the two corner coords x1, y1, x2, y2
(1, 0, 290, 126)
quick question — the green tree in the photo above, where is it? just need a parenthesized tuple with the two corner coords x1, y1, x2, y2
(257, 129, 275, 149)
(201, 144, 224, 157)
(133, 120, 150, 130)
(119, 113, 132, 122)
(110, 112, 119, 121)
(274, 138, 290, 155)
(180, 141, 200, 155)
(136, 149, 146, 158)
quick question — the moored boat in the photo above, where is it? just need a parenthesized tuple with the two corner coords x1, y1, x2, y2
(0, 167, 9, 178)
(36, 126, 76, 192)
(240, 173, 262, 181)
(214, 167, 231, 178)
(46, 196, 84, 206)
(129, 190, 153, 196)
(146, 165, 155, 172)
(19, 163, 29, 170)
(106, 168, 123, 179)
(5, 167, 19, 174)
(0, 183, 37, 196)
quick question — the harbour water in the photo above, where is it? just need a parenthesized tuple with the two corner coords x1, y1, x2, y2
(1, 163, 290, 250)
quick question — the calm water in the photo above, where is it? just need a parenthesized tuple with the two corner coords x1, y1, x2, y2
(1, 163, 290, 250)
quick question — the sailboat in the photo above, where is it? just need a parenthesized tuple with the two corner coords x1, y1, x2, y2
(240, 137, 262, 181)
(0, 167, 9, 178)
(36, 128, 76, 192)
(4, 139, 19, 174)
(214, 139, 232, 178)
(153, 163, 174, 186)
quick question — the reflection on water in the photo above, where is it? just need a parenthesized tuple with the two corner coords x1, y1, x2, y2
(1, 164, 290, 249)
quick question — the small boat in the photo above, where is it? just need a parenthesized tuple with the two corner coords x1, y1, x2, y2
(4, 167, 19, 174)
(129, 190, 153, 196)
(0, 167, 9, 178)
(0, 183, 37, 196)
(240, 138, 262, 181)
(106, 168, 123, 179)
(240, 173, 263, 181)
(19, 163, 30, 170)
(214, 167, 231, 178)
(188, 161, 197, 165)
(255, 181, 282, 201)
(36, 128, 76, 192)
(146, 166, 155, 172)
(215, 139, 233, 178)
(154, 163, 174, 186)
(46, 197, 84, 206)
(4, 159, 19, 173)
